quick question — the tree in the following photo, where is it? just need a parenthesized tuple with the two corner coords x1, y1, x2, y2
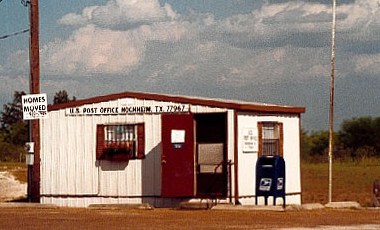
(53, 90, 76, 104)
(0, 91, 28, 162)
(301, 129, 311, 159)
(307, 131, 330, 156)
(1, 91, 26, 130)
(339, 117, 378, 158)
(301, 130, 341, 162)
(374, 117, 380, 154)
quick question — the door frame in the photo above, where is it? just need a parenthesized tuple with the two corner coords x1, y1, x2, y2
(194, 112, 228, 198)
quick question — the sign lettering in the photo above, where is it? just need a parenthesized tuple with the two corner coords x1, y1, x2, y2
(66, 104, 190, 116)
(242, 127, 258, 153)
(22, 93, 48, 120)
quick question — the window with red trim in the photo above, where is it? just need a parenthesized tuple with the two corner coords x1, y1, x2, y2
(258, 122, 283, 157)
(96, 123, 145, 161)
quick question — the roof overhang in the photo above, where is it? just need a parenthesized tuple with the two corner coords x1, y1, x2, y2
(48, 91, 305, 115)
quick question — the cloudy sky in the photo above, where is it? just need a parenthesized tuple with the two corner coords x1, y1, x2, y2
(1, 0, 380, 131)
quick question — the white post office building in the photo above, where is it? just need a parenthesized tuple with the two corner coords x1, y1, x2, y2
(39, 91, 305, 207)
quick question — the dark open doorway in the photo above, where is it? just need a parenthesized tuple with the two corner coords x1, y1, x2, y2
(194, 113, 228, 198)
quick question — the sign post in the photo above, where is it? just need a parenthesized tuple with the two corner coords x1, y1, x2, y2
(25, 142, 35, 202)
(24, 0, 41, 203)
(328, 0, 337, 204)
(22, 93, 46, 203)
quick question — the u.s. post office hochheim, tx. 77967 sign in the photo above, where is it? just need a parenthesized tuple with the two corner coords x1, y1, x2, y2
(22, 93, 48, 120)
(65, 103, 190, 116)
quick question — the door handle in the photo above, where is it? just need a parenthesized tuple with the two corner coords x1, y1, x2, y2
(161, 159, 167, 164)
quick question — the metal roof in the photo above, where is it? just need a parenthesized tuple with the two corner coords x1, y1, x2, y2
(48, 91, 305, 114)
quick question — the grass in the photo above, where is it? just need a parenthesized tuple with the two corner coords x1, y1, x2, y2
(301, 158, 380, 206)
(2, 158, 380, 207)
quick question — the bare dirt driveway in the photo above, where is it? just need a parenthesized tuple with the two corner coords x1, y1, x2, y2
(1, 165, 380, 229)
(1, 206, 380, 229)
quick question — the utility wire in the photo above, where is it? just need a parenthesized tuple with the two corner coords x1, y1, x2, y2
(0, 0, 30, 5)
(0, 29, 29, 40)
(21, 0, 30, 7)
(0, 0, 30, 40)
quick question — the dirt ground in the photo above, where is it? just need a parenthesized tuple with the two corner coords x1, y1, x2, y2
(1, 164, 380, 229)
(0, 207, 380, 229)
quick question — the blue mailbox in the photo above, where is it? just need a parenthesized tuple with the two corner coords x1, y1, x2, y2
(255, 155, 286, 207)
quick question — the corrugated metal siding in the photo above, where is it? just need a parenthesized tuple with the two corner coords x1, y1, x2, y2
(41, 95, 302, 207)
(41, 97, 229, 201)
(236, 112, 301, 205)
(41, 110, 99, 195)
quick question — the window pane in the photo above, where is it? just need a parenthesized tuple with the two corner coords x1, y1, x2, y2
(97, 123, 145, 161)
(103, 125, 136, 156)
(262, 123, 280, 156)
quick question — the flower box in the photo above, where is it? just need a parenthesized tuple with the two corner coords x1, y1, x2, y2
(101, 146, 131, 162)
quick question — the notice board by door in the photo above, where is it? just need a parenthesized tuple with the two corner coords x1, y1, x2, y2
(161, 113, 195, 197)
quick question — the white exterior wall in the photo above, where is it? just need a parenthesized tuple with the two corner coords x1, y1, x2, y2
(41, 98, 163, 207)
(237, 112, 301, 205)
(40, 97, 231, 207)
(40, 95, 302, 207)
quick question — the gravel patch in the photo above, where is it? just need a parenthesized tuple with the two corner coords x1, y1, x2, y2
(0, 171, 27, 202)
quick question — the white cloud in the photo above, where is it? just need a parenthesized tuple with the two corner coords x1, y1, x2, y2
(218, 0, 380, 45)
(43, 0, 190, 76)
(220, 1, 331, 36)
(355, 54, 380, 76)
(3, 0, 377, 81)
(2, 0, 380, 131)
(338, 0, 380, 31)
(42, 20, 189, 75)
(58, 6, 98, 27)
(58, 0, 177, 29)
(40, 0, 380, 81)
(42, 25, 142, 75)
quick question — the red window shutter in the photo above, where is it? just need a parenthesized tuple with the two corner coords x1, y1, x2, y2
(257, 122, 263, 157)
(137, 123, 145, 159)
(96, 125, 105, 160)
(278, 122, 284, 157)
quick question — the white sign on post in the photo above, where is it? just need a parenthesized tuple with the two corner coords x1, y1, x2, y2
(22, 93, 48, 120)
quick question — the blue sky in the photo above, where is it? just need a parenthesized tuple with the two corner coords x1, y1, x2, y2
(1, 0, 380, 131)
